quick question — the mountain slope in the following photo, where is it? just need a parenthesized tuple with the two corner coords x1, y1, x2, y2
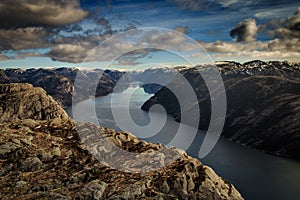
(142, 61, 300, 159)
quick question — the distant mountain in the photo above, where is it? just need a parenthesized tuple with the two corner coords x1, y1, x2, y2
(0, 68, 129, 107)
(128, 68, 181, 94)
(142, 60, 300, 159)
(0, 83, 243, 199)
(0, 67, 183, 107)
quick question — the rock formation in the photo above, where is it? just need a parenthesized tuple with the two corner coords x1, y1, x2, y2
(0, 83, 68, 122)
(142, 60, 300, 159)
(0, 83, 243, 199)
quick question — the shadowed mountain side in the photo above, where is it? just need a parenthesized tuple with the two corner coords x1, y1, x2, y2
(142, 61, 300, 159)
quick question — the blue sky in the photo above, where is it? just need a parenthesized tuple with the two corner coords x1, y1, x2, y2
(0, 0, 299, 69)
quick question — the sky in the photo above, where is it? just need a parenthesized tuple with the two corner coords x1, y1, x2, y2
(0, 0, 299, 69)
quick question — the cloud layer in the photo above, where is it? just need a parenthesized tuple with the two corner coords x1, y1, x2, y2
(0, 1, 299, 65)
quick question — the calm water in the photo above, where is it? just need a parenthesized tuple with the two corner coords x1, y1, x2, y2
(66, 85, 300, 200)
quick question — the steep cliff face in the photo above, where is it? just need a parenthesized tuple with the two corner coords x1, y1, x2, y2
(0, 83, 69, 122)
(0, 83, 243, 199)
(142, 61, 300, 159)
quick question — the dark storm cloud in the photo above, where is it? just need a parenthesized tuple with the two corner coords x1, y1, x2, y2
(230, 18, 258, 42)
(0, 0, 88, 28)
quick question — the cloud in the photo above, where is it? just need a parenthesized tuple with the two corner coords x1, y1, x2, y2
(115, 56, 142, 66)
(230, 18, 258, 42)
(254, 6, 297, 19)
(45, 33, 111, 63)
(46, 43, 92, 63)
(63, 24, 84, 33)
(173, 26, 189, 34)
(217, 0, 240, 7)
(0, 0, 89, 52)
(199, 40, 268, 53)
(199, 38, 299, 54)
(198, 38, 300, 62)
(0, 0, 88, 28)
(46, 27, 200, 63)
(170, 0, 205, 11)
(275, 7, 300, 39)
(95, 17, 111, 30)
(0, 27, 54, 50)
(11, 51, 43, 59)
(0, 54, 8, 60)
(212, 50, 300, 62)
(268, 38, 300, 52)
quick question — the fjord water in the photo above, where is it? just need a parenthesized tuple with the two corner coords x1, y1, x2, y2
(66, 85, 300, 200)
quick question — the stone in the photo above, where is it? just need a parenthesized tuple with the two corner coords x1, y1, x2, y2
(0, 142, 20, 158)
(52, 147, 61, 157)
(21, 157, 43, 172)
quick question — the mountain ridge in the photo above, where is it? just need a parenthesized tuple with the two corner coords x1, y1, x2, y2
(142, 60, 300, 159)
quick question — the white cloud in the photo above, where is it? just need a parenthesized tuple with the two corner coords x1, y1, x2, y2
(201, 39, 300, 62)
(198, 40, 268, 53)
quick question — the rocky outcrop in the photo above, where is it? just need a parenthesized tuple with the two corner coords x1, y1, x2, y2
(0, 83, 68, 122)
(142, 60, 300, 159)
(0, 118, 243, 199)
(0, 83, 243, 199)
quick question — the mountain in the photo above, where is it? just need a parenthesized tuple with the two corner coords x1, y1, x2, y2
(0, 83, 243, 199)
(142, 60, 300, 159)
(0, 67, 182, 108)
(0, 68, 130, 108)
(128, 67, 181, 94)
